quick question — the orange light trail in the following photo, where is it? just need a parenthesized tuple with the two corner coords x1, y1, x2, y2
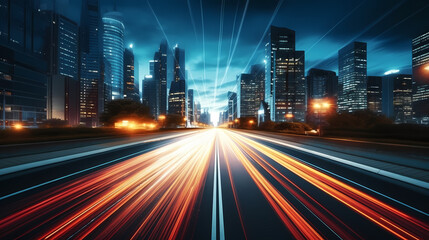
(0, 130, 215, 239)
(0, 129, 427, 239)
(223, 130, 429, 240)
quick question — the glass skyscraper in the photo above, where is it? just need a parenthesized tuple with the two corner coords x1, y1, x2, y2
(338, 41, 367, 112)
(265, 26, 306, 122)
(412, 31, 429, 123)
(367, 76, 382, 114)
(0, 0, 48, 127)
(102, 11, 124, 100)
(123, 47, 139, 102)
(382, 74, 413, 123)
(79, 0, 103, 127)
(47, 12, 80, 126)
(168, 46, 186, 117)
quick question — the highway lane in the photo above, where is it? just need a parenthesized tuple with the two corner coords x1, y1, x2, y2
(0, 128, 428, 239)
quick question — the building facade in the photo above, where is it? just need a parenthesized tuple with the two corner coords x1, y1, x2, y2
(237, 67, 264, 118)
(0, 0, 48, 127)
(338, 41, 367, 112)
(142, 75, 157, 117)
(227, 91, 237, 122)
(79, 0, 103, 127)
(412, 31, 429, 124)
(102, 11, 124, 100)
(46, 12, 79, 126)
(123, 47, 139, 102)
(307, 68, 338, 107)
(265, 26, 306, 122)
(382, 74, 413, 123)
(188, 89, 194, 123)
(168, 46, 186, 117)
(367, 76, 382, 114)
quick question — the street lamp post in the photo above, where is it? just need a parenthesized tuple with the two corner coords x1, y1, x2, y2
(313, 102, 330, 136)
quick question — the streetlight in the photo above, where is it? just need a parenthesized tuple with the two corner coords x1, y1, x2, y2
(313, 101, 330, 136)
(285, 113, 294, 122)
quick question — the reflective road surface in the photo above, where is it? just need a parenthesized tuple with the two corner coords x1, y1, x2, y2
(0, 129, 428, 239)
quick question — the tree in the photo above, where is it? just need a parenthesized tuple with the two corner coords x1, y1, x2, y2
(327, 110, 392, 129)
(100, 99, 151, 126)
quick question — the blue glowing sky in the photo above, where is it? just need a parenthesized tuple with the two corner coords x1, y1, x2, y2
(49, 0, 429, 118)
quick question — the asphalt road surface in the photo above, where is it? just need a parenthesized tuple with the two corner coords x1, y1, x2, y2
(0, 129, 428, 239)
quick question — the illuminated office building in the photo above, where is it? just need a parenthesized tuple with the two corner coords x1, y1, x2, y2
(412, 31, 429, 123)
(265, 26, 306, 122)
(367, 76, 382, 114)
(382, 74, 413, 123)
(102, 11, 124, 100)
(168, 46, 186, 117)
(338, 41, 367, 112)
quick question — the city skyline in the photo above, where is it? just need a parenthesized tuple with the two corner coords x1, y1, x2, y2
(42, 0, 429, 119)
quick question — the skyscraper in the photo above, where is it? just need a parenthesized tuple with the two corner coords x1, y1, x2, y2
(158, 40, 168, 116)
(123, 47, 139, 102)
(251, 64, 265, 106)
(0, 0, 48, 127)
(143, 75, 157, 117)
(149, 58, 160, 118)
(188, 89, 194, 123)
(46, 12, 80, 126)
(338, 41, 367, 112)
(412, 31, 429, 123)
(150, 40, 168, 119)
(79, 0, 103, 127)
(265, 26, 306, 122)
(168, 46, 186, 117)
(237, 65, 265, 118)
(382, 74, 413, 123)
(307, 68, 338, 108)
(102, 11, 124, 100)
(227, 91, 237, 122)
(367, 76, 382, 114)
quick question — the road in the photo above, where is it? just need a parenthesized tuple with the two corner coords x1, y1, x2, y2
(0, 129, 428, 239)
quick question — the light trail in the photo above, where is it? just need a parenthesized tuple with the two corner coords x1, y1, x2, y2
(0, 130, 215, 239)
(213, 0, 226, 109)
(224, 130, 429, 240)
(215, 0, 249, 105)
(240, 0, 284, 73)
(0, 129, 427, 239)
(186, 0, 198, 42)
(199, 0, 208, 101)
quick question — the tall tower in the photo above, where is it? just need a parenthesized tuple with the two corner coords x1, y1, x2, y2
(123, 47, 139, 102)
(338, 41, 367, 112)
(79, 0, 103, 127)
(168, 46, 186, 117)
(265, 26, 306, 122)
(412, 31, 429, 123)
(102, 11, 124, 100)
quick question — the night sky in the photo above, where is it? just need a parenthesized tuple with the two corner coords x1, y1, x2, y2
(49, 0, 429, 119)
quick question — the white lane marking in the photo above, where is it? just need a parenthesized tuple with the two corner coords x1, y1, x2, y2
(0, 146, 160, 201)
(211, 143, 218, 240)
(0, 131, 198, 176)
(239, 132, 429, 190)
(216, 140, 225, 240)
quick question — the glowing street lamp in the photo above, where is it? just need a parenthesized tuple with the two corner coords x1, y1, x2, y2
(285, 113, 294, 122)
(312, 101, 330, 136)
(425, 65, 429, 71)
(13, 123, 23, 130)
(249, 120, 254, 124)
(158, 115, 166, 120)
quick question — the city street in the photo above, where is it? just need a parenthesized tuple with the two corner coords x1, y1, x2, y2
(0, 129, 428, 239)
